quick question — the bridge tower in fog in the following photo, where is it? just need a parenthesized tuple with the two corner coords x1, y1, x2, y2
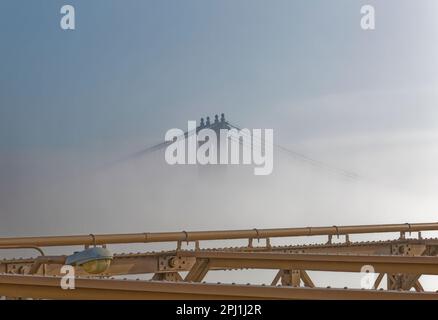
(197, 113, 231, 177)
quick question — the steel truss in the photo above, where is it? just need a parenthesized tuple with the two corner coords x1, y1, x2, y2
(1, 222, 438, 299)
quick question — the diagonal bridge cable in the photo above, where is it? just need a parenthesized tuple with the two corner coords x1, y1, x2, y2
(227, 122, 363, 181)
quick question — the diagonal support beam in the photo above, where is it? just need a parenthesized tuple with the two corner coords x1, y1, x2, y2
(271, 270, 314, 288)
(413, 280, 424, 292)
(184, 259, 210, 283)
(300, 270, 315, 288)
(271, 270, 283, 286)
(373, 273, 385, 289)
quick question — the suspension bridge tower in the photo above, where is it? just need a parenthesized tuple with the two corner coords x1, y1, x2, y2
(197, 113, 231, 178)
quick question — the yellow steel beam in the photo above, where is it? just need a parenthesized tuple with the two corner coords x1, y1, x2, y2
(181, 251, 438, 275)
(1, 239, 437, 277)
(0, 222, 437, 247)
(0, 274, 437, 300)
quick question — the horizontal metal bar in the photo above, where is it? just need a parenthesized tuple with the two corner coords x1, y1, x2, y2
(0, 274, 437, 300)
(181, 251, 438, 274)
(0, 222, 436, 248)
(1, 239, 435, 277)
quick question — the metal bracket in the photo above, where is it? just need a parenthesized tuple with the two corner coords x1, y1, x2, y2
(158, 255, 195, 272)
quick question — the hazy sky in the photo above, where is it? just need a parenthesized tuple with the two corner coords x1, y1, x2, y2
(1, 0, 438, 290)
(1, 0, 437, 147)
(0, 1, 437, 237)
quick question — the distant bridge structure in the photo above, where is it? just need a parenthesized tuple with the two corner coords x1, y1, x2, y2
(0, 115, 432, 300)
